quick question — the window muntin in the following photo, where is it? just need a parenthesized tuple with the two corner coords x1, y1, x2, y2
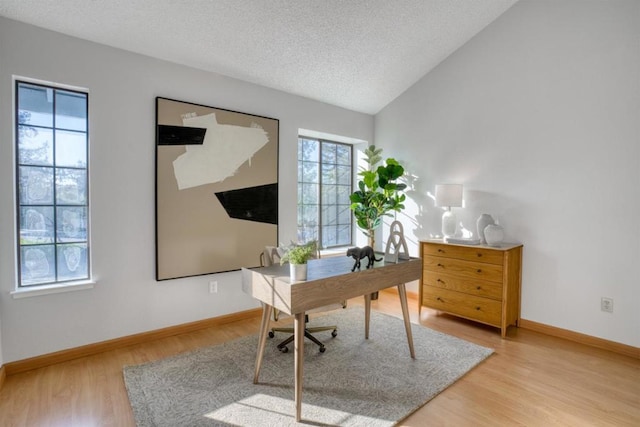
(297, 137, 352, 248)
(16, 80, 89, 287)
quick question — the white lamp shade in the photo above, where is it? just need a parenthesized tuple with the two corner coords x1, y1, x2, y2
(435, 184, 463, 208)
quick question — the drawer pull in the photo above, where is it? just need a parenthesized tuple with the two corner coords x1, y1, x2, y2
(476, 269, 482, 273)
(436, 297, 443, 302)
(476, 286, 482, 290)
(437, 278, 445, 283)
(476, 306, 481, 311)
(438, 249, 444, 253)
(477, 253, 482, 257)
(437, 263, 443, 267)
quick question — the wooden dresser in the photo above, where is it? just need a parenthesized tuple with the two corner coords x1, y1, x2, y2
(419, 240, 523, 337)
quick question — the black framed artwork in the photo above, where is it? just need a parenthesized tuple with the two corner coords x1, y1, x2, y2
(155, 97, 278, 280)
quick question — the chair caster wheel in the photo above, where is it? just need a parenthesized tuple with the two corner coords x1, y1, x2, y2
(268, 331, 274, 338)
(280, 346, 288, 353)
(319, 346, 326, 353)
(331, 330, 338, 338)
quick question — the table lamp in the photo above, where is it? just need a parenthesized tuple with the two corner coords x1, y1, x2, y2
(435, 184, 463, 239)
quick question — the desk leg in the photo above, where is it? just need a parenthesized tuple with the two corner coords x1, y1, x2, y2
(398, 283, 416, 359)
(294, 312, 305, 422)
(364, 293, 371, 339)
(253, 302, 272, 384)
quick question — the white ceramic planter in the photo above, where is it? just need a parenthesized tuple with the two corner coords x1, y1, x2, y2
(289, 263, 307, 282)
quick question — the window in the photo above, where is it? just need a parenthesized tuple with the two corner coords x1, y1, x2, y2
(297, 137, 352, 248)
(15, 80, 90, 287)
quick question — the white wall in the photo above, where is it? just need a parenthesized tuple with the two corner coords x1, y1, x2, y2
(376, 0, 640, 347)
(0, 17, 373, 363)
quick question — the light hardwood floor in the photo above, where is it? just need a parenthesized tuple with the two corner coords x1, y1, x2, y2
(0, 292, 638, 426)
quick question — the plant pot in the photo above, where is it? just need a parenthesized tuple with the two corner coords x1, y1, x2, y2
(289, 263, 307, 282)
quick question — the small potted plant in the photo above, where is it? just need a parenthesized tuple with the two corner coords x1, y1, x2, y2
(280, 240, 317, 282)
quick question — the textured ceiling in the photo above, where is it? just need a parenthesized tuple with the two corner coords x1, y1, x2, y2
(0, 0, 518, 114)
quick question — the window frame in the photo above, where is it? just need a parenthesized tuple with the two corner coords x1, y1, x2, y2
(297, 136, 353, 249)
(13, 77, 91, 290)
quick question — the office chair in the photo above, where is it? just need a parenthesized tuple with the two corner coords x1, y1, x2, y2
(259, 244, 345, 353)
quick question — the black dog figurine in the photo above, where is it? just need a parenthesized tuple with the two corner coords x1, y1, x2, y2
(346, 246, 383, 272)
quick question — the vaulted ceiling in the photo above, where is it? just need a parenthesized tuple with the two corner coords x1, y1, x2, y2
(0, 0, 518, 114)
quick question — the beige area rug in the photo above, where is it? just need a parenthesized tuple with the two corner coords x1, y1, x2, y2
(124, 307, 493, 426)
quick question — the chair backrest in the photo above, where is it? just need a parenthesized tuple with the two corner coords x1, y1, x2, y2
(259, 242, 320, 267)
(260, 246, 282, 267)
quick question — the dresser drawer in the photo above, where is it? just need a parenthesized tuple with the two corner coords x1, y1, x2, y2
(422, 286, 501, 327)
(423, 271, 503, 300)
(423, 255, 503, 283)
(423, 242, 504, 265)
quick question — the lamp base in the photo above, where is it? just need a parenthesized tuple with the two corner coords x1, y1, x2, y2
(442, 210, 457, 238)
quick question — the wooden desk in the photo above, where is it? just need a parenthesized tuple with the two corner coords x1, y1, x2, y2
(242, 255, 421, 422)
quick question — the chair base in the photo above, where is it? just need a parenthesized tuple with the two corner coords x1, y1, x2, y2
(269, 324, 337, 353)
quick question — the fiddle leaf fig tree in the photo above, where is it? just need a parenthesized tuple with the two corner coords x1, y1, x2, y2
(349, 145, 407, 249)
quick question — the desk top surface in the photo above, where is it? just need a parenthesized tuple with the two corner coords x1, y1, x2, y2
(242, 256, 421, 313)
(246, 255, 418, 282)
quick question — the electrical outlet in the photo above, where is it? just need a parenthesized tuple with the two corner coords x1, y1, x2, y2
(209, 281, 218, 294)
(601, 297, 613, 313)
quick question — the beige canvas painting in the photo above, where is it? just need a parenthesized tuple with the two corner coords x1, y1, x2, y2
(155, 97, 278, 280)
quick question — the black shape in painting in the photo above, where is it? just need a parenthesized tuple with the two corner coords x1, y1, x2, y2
(157, 125, 207, 145)
(215, 183, 278, 225)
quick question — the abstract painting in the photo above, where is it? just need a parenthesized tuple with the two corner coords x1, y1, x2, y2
(155, 97, 278, 280)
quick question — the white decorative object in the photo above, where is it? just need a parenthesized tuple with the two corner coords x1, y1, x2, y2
(484, 224, 504, 247)
(476, 214, 495, 244)
(384, 220, 410, 263)
(290, 263, 307, 282)
(435, 184, 463, 239)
